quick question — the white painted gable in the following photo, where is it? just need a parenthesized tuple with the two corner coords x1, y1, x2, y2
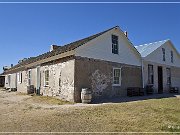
(144, 41, 180, 67)
(75, 28, 141, 66)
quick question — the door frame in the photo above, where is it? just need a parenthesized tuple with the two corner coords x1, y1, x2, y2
(36, 66, 41, 95)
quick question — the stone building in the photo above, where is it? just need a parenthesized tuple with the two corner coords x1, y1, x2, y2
(3, 26, 142, 102)
(3, 26, 179, 102)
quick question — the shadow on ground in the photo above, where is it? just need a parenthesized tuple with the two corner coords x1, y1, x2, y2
(92, 93, 180, 104)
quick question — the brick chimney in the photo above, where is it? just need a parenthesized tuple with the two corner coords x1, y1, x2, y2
(50, 45, 58, 52)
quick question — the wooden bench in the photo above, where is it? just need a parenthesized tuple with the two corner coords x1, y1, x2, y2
(146, 84, 154, 94)
(169, 87, 179, 93)
(127, 87, 144, 97)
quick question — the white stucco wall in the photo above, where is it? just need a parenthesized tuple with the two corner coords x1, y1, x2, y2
(75, 28, 141, 66)
(4, 73, 17, 89)
(5, 75, 10, 89)
(144, 41, 180, 67)
(143, 60, 180, 93)
(142, 41, 180, 93)
(17, 70, 28, 93)
(10, 73, 17, 89)
(143, 61, 167, 93)
(171, 66, 180, 89)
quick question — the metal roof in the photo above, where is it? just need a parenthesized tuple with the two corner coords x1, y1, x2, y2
(135, 39, 169, 57)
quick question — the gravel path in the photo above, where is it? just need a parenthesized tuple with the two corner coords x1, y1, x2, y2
(0, 88, 100, 110)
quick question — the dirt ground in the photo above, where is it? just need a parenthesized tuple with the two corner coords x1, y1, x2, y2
(0, 88, 179, 134)
(0, 88, 99, 133)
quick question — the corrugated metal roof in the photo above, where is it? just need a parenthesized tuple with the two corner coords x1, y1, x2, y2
(135, 39, 169, 57)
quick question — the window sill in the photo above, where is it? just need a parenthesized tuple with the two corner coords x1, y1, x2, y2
(112, 84, 121, 87)
(112, 53, 119, 55)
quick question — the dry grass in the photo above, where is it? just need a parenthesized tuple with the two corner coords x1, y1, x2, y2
(0, 89, 179, 133)
(16, 92, 73, 105)
(29, 95, 74, 105)
(16, 92, 28, 96)
(45, 97, 179, 132)
(0, 87, 6, 91)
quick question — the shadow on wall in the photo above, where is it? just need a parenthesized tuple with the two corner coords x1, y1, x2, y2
(91, 93, 179, 104)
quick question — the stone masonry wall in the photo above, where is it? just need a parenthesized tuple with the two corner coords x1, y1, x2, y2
(40, 59, 75, 102)
(74, 57, 142, 102)
(15, 58, 75, 102)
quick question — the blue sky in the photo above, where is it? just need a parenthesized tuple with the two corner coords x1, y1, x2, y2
(0, 2, 180, 73)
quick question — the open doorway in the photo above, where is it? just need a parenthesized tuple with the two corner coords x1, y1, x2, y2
(158, 66, 163, 94)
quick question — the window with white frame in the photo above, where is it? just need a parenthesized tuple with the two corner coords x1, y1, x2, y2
(166, 68, 171, 85)
(28, 70, 31, 86)
(113, 68, 121, 85)
(148, 64, 154, 84)
(112, 35, 119, 54)
(162, 48, 166, 61)
(44, 70, 49, 86)
(17, 72, 22, 83)
(171, 51, 174, 63)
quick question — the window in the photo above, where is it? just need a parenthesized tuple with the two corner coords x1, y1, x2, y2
(28, 70, 31, 86)
(166, 68, 171, 85)
(162, 48, 166, 61)
(148, 64, 154, 84)
(17, 72, 22, 83)
(44, 70, 49, 86)
(113, 68, 121, 85)
(112, 35, 119, 54)
(171, 51, 174, 63)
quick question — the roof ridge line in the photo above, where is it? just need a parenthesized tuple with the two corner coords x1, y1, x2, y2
(3, 25, 119, 74)
(137, 39, 169, 46)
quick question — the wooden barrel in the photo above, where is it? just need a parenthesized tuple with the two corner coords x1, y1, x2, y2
(81, 88, 92, 104)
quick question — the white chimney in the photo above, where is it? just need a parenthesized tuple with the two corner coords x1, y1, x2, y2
(50, 45, 58, 52)
(124, 31, 128, 37)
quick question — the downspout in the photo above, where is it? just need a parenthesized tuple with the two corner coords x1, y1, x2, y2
(141, 58, 144, 88)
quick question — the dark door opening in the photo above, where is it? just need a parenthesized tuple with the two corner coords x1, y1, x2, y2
(158, 66, 163, 94)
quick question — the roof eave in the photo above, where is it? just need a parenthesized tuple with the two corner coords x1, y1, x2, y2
(4, 50, 75, 75)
